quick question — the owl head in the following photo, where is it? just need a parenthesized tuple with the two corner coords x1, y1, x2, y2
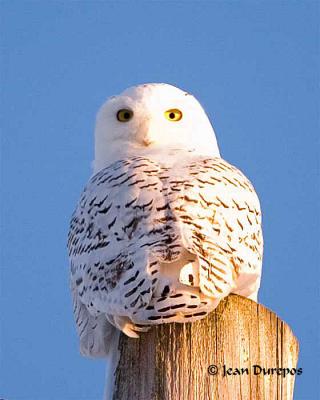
(94, 83, 220, 172)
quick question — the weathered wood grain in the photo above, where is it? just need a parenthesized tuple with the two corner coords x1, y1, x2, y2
(113, 295, 299, 400)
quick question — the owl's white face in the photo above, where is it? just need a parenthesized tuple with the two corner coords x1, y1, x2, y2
(94, 83, 220, 172)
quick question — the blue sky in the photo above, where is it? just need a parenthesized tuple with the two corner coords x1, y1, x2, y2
(1, 1, 319, 399)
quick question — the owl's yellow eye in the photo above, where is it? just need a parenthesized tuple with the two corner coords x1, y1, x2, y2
(164, 109, 183, 122)
(117, 109, 133, 122)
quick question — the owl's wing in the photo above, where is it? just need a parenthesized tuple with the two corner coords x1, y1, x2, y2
(68, 157, 172, 344)
(127, 156, 263, 325)
(178, 157, 263, 301)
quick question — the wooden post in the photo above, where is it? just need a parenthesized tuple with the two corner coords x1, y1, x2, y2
(113, 294, 299, 400)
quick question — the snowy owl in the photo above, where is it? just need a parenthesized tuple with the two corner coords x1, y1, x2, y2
(68, 83, 263, 358)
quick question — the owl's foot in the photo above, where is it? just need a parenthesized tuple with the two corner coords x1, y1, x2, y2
(112, 315, 151, 338)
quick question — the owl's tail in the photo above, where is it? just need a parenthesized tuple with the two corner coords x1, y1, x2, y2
(103, 328, 120, 400)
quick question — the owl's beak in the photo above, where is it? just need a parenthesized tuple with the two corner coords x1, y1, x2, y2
(140, 117, 156, 146)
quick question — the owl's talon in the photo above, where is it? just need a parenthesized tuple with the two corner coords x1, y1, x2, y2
(133, 325, 151, 332)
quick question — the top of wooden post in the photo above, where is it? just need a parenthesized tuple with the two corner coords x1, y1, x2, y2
(113, 294, 299, 400)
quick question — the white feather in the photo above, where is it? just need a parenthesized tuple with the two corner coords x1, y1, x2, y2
(68, 83, 263, 399)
